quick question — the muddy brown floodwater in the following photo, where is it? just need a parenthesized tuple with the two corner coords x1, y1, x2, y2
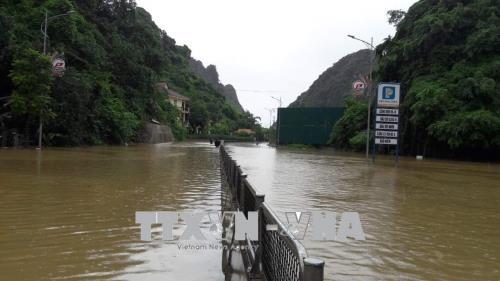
(0, 143, 226, 281)
(1, 142, 499, 281)
(226, 143, 500, 281)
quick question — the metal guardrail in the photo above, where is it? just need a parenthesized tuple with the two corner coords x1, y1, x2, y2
(220, 145, 324, 281)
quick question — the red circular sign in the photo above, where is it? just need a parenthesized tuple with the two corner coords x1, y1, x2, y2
(352, 80, 366, 90)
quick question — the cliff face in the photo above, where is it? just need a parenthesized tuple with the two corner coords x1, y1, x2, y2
(188, 59, 244, 112)
(290, 49, 374, 108)
(139, 123, 174, 144)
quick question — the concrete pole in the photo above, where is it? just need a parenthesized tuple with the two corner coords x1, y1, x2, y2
(347, 35, 375, 159)
(365, 37, 374, 159)
(265, 108, 274, 128)
(271, 96, 282, 108)
(38, 10, 48, 150)
(43, 11, 47, 55)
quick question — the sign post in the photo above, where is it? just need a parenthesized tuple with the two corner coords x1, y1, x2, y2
(373, 83, 401, 163)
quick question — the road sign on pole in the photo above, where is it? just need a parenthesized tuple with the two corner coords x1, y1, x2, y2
(352, 80, 366, 91)
(375, 131, 398, 138)
(52, 56, 66, 77)
(373, 83, 401, 163)
(376, 116, 399, 123)
(376, 108, 398, 115)
(375, 138, 398, 145)
(377, 83, 400, 108)
(376, 123, 399, 130)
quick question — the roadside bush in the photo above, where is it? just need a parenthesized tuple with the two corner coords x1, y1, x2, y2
(349, 131, 367, 151)
(329, 98, 367, 148)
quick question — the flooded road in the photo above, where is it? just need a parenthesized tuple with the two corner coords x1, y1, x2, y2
(1, 141, 499, 281)
(0, 143, 225, 281)
(226, 143, 500, 281)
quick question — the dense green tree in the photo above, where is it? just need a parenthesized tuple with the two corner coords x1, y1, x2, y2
(329, 98, 367, 148)
(377, 0, 500, 159)
(332, 0, 499, 159)
(0, 0, 252, 145)
(9, 49, 53, 123)
(235, 111, 261, 129)
(210, 120, 231, 135)
(387, 9, 406, 26)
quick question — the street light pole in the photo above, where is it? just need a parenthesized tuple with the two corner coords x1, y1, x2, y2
(38, 9, 73, 149)
(271, 96, 282, 108)
(43, 11, 48, 55)
(270, 97, 282, 144)
(37, 10, 48, 149)
(265, 108, 275, 128)
(347, 35, 375, 159)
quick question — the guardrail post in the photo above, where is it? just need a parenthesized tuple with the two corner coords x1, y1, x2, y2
(230, 162, 233, 184)
(239, 177, 246, 213)
(233, 165, 239, 188)
(249, 193, 265, 275)
(303, 257, 324, 281)
(255, 194, 265, 209)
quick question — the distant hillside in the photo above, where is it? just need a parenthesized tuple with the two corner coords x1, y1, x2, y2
(290, 49, 374, 108)
(331, 0, 500, 160)
(375, 0, 500, 159)
(189, 58, 244, 112)
(0, 0, 253, 146)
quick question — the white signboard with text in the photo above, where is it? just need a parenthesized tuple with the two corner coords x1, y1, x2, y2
(376, 116, 399, 123)
(375, 138, 398, 145)
(375, 131, 398, 138)
(376, 108, 398, 115)
(376, 123, 399, 130)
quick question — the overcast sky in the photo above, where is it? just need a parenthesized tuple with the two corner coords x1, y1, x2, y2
(136, 0, 417, 127)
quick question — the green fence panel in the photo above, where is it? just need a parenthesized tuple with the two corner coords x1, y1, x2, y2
(277, 107, 345, 145)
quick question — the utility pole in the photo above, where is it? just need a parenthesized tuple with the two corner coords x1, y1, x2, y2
(265, 108, 275, 128)
(38, 10, 48, 149)
(38, 9, 73, 149)
(347, 35, 375, 159)
(270, 96, 282, 145)
(271, 96, 282, 108)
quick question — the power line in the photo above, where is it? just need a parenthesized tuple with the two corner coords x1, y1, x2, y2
(236, 89, 290, 94)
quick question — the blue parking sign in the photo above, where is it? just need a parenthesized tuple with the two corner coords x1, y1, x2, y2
(382, 86, 396, 100)
(377, 83, 400, 107)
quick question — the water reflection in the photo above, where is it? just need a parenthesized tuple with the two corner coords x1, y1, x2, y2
(226, 143, 500, 281)
(0, 142, 223, 281)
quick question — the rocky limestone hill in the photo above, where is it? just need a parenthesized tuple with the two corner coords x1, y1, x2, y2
(290, 49, 374, 108)
(189, 59, 244, 112)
